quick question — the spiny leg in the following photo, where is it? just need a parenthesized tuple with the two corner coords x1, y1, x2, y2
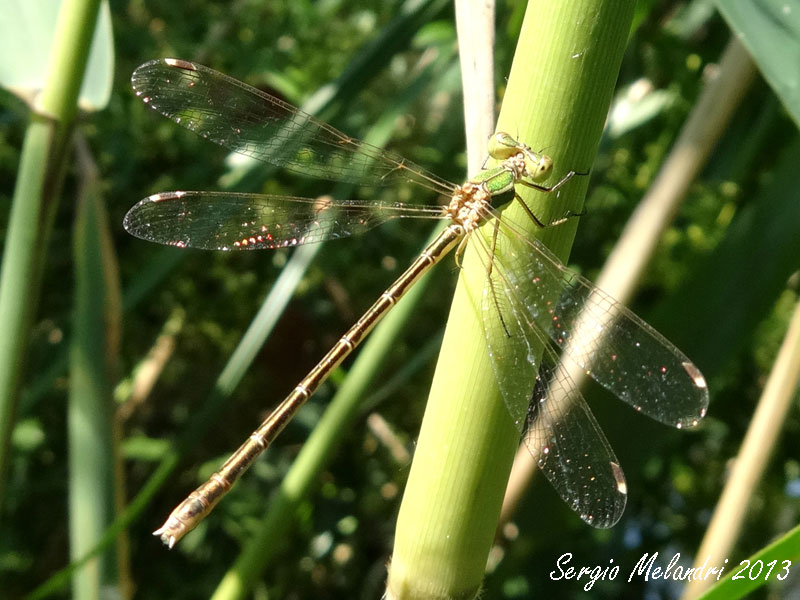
(513, 167, 589, 230)
(511, 191, 585, 230)
(518, 168, 588, 194)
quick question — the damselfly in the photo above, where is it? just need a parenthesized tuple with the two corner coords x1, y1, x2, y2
(125, 58, 708, 548)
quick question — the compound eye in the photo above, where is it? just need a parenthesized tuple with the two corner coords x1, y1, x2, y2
(526, 153, 553, 182)
(488, 132, 522, 160)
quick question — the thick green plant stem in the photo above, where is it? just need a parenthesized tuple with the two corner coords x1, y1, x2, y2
(386, 2, 635, 598)
(0, 0, 102, 509)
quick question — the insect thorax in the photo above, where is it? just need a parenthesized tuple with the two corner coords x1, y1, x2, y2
(444, 181, 494, 233)
(444, 153, 529, 233)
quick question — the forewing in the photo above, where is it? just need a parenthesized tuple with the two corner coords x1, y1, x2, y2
(131, 59, 454, 194)
(123, 191, 443, 250)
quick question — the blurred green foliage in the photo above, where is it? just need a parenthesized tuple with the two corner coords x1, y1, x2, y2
(1, 0, 799, 598)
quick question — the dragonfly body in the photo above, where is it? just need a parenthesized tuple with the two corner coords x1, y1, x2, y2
(140, 120, 563, 547)
(148, 182, 498, 546)
(126, 58, 708, 548)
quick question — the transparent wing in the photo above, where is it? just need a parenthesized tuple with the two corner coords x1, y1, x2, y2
(477, 228, 626, 528)
(492, 213, 709, 428)
(526, 361, 628, 528)
(131, 59, 455, 195)
(123, 191, 445, 251)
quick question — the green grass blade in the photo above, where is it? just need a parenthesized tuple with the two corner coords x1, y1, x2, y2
(695, 522, 800, 600)
(69, 144, 122, 599)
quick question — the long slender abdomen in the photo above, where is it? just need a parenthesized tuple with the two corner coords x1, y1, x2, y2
(154, 223, 464, 547)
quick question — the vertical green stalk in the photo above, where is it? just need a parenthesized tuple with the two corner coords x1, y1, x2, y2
(70, 167, 121, 599)
(387, 2, 634, 598)
(0, 0, 101, 508)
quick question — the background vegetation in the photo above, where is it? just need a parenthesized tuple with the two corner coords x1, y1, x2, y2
(0, 0, 798, 598)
